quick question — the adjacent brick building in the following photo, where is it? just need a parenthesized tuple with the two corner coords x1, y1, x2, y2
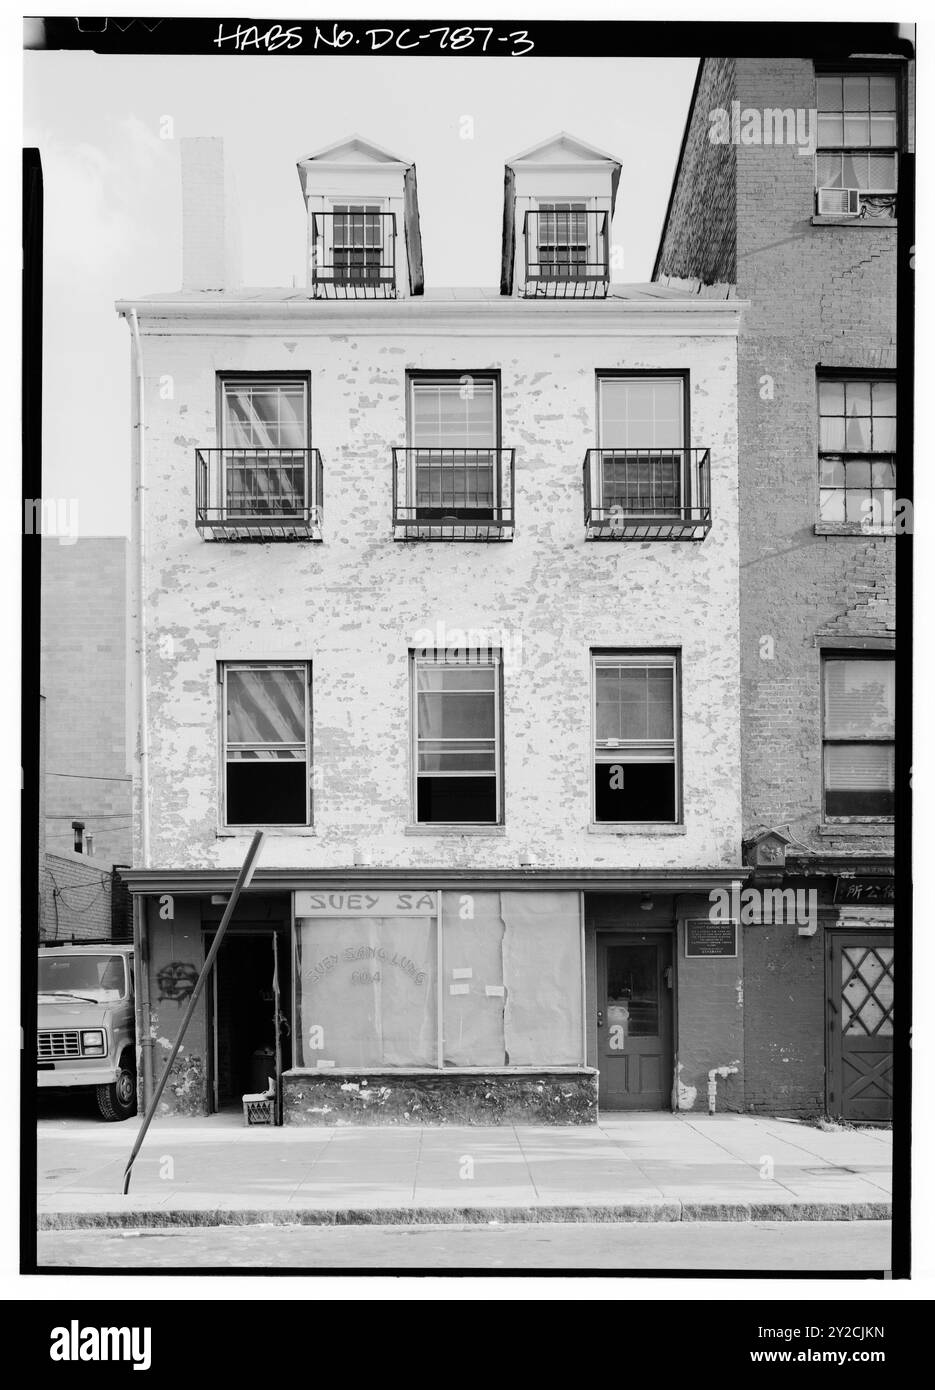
(654, 44, 911, 1118)
(40, 536, 132, 940)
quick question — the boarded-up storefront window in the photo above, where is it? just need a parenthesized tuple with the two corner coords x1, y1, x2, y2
(296, 913, 436, 1068)
(294, 890, 583, 1070)
(442, 891, 582, 1066)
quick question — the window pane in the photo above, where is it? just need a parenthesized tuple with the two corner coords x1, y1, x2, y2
(411, 380, 497, 448)
(872, 381, 897, 415)
(820, 458, 846, 487)
(845, 417, 871, 450)
(599, 378, 683, 449)
(872, 417, 897, 451)
(843, 116, 870, 147)
(226, 667, 306, 746)
(825, 659, 895, 738)
(819, 488, 846, 522)
(418, 692, 495, 740)
(595, 760, 677, 822)
(825, 744, 895, 816)
(867, 153, 897, 189)
(819, 380, 846, 413)
(417, 665, 495, 691)
(845, 380, 872, 415)
(847, 460, 872, 488)
(295, 914, 437, 1067)
(820, 418, 846, 451)
(870, 116, 898, 148)
(226, 760, 307, 825)
(841, 153, 869, 188)
(843, 74, 870, 110)
(817, 75, 843, 112)
(606, 944, 659, 1037)
(869, 72, 897, 110)
(223, 382, 307, 449)
(845, 489, 871, 523)
(818, 115, 844, 146)
(871, 460, 896, 488)
(817, 153, 842, 187)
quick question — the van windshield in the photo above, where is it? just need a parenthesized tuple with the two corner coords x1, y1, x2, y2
(38, 954, 127, 1002)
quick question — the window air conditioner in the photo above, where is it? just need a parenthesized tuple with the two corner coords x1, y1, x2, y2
(817, 187, 861, 216)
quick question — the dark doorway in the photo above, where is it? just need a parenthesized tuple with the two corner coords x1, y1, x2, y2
(597, 931, 674, 1110)
(206, 929, 291, 1111)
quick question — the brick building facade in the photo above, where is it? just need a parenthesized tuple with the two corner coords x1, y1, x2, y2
(118, 134, 749, 1123)
(40, 536, 132, 940)
(655, 46, 910, 1118)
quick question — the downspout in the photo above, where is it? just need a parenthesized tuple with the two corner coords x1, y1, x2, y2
(128, 309, 154, 1106)
(129, 308, 150, 867)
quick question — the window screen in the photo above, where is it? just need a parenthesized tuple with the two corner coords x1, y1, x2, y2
(223, 663, 310, 825)
(823, 656, 895, 817)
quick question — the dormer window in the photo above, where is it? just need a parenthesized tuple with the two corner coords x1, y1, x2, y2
(500, 133, 620, 299)
(297, 136, 423, 300)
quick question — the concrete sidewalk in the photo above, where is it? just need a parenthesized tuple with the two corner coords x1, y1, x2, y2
(36, 1112, 892, 1228)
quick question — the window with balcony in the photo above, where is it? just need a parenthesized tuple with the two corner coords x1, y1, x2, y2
(816, 70, 899, 218)
(221, 662, 311, 827)
(413, 650, 502, 825)
(309, 203, 397, 297)
(584, 375, 710, 540)
(393, 374, 514, 539)
(196, 376, 322, 540)
(593, 653, 680, 824)
(818, 376, 896, 531)
(822, 655, 895, 820)
(523, 202, 609, 297)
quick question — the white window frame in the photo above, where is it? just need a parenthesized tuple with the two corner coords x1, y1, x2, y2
(219, 660, 312, 829)
(821, 652, 895, 823)
(531, 196, 600, 278)
(591, 651, 681, 825)
(411, 649, 503, 826)
(325, 196, 390, 287)
(218, 377, 310, 521)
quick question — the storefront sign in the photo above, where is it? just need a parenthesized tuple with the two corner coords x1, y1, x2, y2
(294, 890, 437, 917)
(832, 879, 895, 906)
(685, 919, 737, 958)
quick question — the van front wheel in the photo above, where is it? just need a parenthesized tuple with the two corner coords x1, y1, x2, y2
(96, 1061, 137, 1121)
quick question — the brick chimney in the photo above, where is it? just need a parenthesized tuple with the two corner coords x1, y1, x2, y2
(180, 137, 241, 292)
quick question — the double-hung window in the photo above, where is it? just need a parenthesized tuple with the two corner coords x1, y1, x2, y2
(816, 70, 899, 217)
(220, 377, 309, 518)
(822, 655, 895, 819)
(818, 376, 896, 529)
(413, 650, 502, 825)
(597, 375, 686, 519)
(221, 662, 311, 827)
(331, 203, 384, 286)
(408, 374, 499, 520)
(535, 201, 589, 279)
(593, 652, 680, 823)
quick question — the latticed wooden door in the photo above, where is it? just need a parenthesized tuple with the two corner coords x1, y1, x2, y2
(827, 932, 894, 1121)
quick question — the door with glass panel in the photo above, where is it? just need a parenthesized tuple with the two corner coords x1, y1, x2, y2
(220, 378, 309, 519)
(597, 376, 686, 521)
(409, 376, 499, 521)
(827, 932, 894, 1121)
(598, 933, 674, 1109)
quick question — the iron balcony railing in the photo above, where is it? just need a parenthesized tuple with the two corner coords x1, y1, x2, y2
(310, 211, 398, 298)
(583, 448, 712, 541)
(392, 448, 515, 541)
(195, 448, 323, 541)
(523, 210, 610, 298)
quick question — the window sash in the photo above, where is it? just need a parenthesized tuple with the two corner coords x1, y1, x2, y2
(221, 663, 311, 825)
(823, 658, 895, 740)
(413, 654, 502, 820)
(592, 654, 680, 821)
(598, 377, 685, 451)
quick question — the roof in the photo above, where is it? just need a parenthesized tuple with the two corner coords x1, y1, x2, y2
(117, 282, 731, 308)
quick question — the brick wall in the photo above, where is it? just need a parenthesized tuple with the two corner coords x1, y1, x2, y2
(40, 849, 118, 942)
(655, 58, 736, 286)
(654, 52, 904, 1114)
(41, 537, 132, 867)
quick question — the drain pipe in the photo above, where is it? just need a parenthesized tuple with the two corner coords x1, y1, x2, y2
(707, 1064, 739, 1114)
(128, 308, 150, 868)
(127, 309, 154, 1107)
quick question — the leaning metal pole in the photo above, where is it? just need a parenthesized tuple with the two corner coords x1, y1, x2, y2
(122, 831, 265, 1194)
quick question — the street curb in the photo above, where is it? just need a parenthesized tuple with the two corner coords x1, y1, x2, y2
(37, 1200, 891, 1230)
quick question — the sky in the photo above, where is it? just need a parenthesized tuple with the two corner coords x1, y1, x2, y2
(24, 51, 698, 535)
